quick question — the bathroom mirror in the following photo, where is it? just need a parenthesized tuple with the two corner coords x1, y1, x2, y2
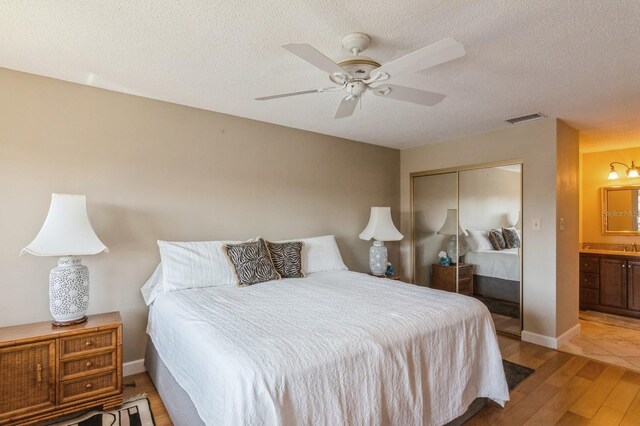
(601, 185, 640, 235)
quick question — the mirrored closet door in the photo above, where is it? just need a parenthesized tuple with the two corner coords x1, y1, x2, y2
(411, 162, 523, 335)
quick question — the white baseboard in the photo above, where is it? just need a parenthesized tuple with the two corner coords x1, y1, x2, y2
(521, 323, 581, 350)
(556, 323, 581, 348)
(123, 358, 146, 377)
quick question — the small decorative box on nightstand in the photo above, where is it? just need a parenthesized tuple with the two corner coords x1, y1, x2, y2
(431, 263, 474, 296)
(0, 312, 123, 426)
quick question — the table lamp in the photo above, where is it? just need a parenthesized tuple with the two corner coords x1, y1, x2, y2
(359, 207, 403, 276)
(22, 194, 108, 326)
(437, 208, 466, 261)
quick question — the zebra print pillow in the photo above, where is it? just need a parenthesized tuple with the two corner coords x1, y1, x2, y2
(266, 241, 305, 278)
(502, 227, 521, 249)
(488, 228, 507, 250)
(223, 239, 281, 287)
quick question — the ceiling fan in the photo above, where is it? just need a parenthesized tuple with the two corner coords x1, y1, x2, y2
(256, 33, 465, 119)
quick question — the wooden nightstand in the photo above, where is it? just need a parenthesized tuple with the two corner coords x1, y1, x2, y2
(0, 312, 123, 425)
(431, 263, 474, 296)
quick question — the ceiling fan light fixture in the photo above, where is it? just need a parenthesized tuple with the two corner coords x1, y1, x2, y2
(258, 34, 465, 118)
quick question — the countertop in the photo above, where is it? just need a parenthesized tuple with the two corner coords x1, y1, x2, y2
(579, 248, 640, 257)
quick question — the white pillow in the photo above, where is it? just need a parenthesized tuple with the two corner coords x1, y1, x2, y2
(140, 263, 163, 306)
(157, 240, 241, 292)
(466, 230, 493, 252)
(277, 235, 348, 274)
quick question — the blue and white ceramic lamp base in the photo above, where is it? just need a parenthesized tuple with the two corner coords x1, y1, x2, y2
(49, 256, 90, 326)
(369, 240, 388, 276)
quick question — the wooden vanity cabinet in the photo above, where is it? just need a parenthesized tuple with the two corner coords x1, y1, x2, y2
(580, 252, 640, 317)
(628, 260, 640, 311)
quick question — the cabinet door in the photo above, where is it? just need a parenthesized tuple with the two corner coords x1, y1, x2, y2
(628, 261, 640, 311)
(600, 259, 628, 308)
(0, 341, 56, 419)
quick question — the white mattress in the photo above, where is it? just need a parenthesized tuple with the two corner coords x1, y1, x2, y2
(465, 248, 520, 281)
(147, 270, 509, 426)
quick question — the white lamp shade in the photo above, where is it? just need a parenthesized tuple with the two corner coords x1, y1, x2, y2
(21, 194, 108, 257)
(359, 207, 403, 241)
(437, 209, 465, 236)
(514, 210, 522, 229)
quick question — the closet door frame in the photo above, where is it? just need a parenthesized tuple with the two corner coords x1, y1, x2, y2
(410, 159, 524, 335)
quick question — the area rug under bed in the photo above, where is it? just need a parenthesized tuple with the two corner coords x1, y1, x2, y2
(48, 395, 154, 426)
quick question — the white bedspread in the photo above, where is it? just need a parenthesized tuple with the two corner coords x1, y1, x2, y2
(147, 270, 509, 426)
(465, 248, 520, 281)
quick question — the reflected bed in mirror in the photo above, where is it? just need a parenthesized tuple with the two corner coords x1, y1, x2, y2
(601, 185, 640, 235)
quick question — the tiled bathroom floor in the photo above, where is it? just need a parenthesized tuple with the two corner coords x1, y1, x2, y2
(558, 314, 640, 373)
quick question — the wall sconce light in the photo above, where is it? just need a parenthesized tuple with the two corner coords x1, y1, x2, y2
(608, 161, 639, 180)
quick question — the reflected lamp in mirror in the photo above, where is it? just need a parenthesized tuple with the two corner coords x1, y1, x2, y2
(437, 208, 467, 260)
(21, 194, 108, 326)
(601, 186, 640, 235)
(359, 207, 403, 276)
(608, 161, 639, 180)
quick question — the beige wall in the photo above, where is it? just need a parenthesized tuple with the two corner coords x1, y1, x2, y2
(581, 146, 640, 245)
(401, 118, 579, 342)
(459, 167, 521, 231)
(556, 121, 579, 336)
(0, 68, 400, 362)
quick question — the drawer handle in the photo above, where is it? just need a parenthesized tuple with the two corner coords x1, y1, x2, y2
(85, 341, 93, 347)
(36, 364, 42, 384)
(86, 383, 93, 389)
(584, 278, 587, 282)
(85, 361, 93, 368)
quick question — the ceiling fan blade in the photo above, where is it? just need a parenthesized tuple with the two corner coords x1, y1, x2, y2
(334, 96, 359, 119)
(373, 38, 465, 78)
(282, 43, 346, 76)
(255, 87, 337, 101)
(371, 84, 446, 106)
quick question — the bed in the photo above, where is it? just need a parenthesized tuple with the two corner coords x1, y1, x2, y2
(464, 248, 520, 304)
(143, 266, 509, 425)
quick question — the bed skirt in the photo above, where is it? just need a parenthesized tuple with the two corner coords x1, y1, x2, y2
(144, 340, 206, 426)
(474, 274, 520, 304)
(144, 339, 487, 426)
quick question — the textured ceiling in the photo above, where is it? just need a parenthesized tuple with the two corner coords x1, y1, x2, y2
(2, 1, 640, 149)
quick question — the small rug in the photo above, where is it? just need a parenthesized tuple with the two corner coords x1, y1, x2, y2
(503, 359, 534, 390)
(49, 395, 155, 426)
(580, 310, 640, 331)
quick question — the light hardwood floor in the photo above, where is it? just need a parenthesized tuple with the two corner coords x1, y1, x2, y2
(124, 334, 640, 425)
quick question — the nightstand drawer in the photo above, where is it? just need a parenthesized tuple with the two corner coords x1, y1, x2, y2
(458, 278, 473, 295)
(60, 371, 117, 404)
(458, 266, 472, 279)
(580, 288, 599, 305)
(580, 257, 599, 274)
(61, 352, 116, 380)
(580, 273, 599, 290)
(60, 330, 116, 359)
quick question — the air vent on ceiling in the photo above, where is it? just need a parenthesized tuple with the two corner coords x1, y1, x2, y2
(505, 113, 546, 125)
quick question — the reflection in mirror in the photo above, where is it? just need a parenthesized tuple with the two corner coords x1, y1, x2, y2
(459, 164, 522, 335)
(602, 186, 640, 234)
(412, 172, 458, 287)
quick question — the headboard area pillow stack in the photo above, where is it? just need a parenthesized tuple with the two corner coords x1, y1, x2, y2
(141, 235, 348, 305)
(465, 228, 521, 252)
